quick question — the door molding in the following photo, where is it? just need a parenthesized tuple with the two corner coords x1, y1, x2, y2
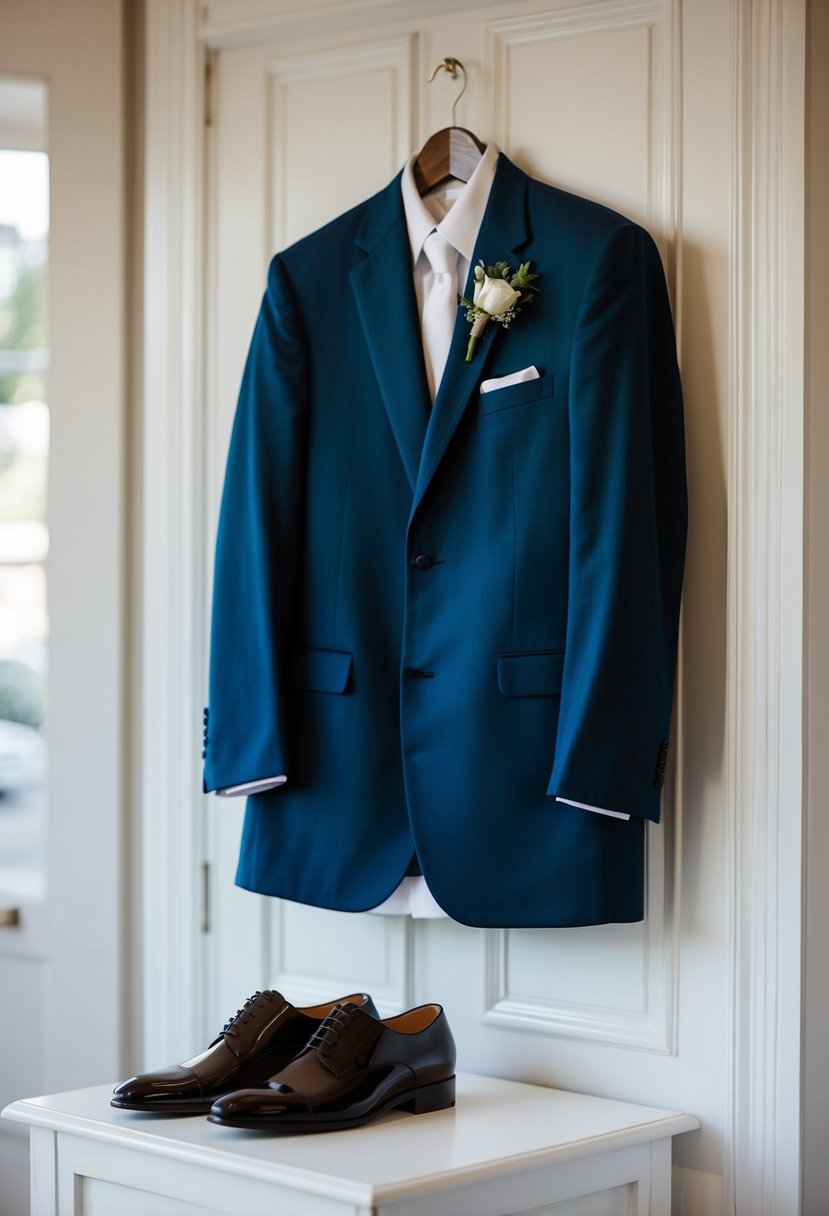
(726, 1, 806, 1211)
(141, 2, 808, 1209)
(141, 0, 208, 1066)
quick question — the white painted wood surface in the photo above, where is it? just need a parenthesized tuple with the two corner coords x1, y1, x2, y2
(3, 1075, 698, 1216)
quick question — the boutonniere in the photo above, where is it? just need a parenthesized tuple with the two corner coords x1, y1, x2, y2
(459, 259, 541, 362)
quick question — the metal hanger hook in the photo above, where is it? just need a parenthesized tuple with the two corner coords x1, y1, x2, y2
(426, 57, 468, 127)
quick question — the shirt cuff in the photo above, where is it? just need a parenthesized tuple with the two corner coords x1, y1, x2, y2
(216, 775, 288, 796)
(556, 797, 630, 821)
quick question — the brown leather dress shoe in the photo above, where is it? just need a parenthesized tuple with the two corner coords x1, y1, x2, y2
(111, 991, 379, 1114)
(207, 1000, 456, 1131)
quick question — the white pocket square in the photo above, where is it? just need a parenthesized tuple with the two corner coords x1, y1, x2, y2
(480, 366, 540, 394)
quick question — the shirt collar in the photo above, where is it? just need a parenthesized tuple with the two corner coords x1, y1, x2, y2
(400, 142, 499, 266)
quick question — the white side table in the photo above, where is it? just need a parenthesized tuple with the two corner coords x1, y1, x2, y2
(3, 1072, 698, 1216)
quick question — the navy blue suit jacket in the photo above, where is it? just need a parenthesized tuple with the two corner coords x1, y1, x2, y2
(203, 154, 687, 928)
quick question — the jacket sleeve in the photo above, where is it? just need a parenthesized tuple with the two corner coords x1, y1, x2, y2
(203, 255, 308, 793)
(548, 222, 687, 822)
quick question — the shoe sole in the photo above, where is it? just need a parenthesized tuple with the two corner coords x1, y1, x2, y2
(206, 1075, 456, 1132)
(111, 1097, 214, 1115)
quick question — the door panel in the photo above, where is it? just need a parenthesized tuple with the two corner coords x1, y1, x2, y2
(207, 29, 421, 1026)
(206, 1, 728, 1208)
(492, 17, 655, 221)
(267, 39, 414, 249)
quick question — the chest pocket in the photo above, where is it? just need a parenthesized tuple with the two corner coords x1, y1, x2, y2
(479, 373, 555, 416)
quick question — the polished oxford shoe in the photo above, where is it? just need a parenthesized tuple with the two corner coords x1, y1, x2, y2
(112, 990, 379, 1114)
(207, 1000, 456, 1131)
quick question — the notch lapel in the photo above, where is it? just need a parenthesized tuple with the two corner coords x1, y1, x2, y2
(350, 177, 431, 494)
(412, 155, 532, 515)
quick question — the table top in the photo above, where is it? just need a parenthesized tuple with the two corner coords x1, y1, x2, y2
(2, 1072, 699, 1206)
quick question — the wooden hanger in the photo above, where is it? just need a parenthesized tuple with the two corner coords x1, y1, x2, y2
(412, 58, 486, 195)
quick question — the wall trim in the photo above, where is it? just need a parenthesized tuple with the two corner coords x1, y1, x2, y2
(487, 0, 665, 45)
(141, 0, 207, 1066)
(201, 0, 507, 49)
(726, 0, 806, 1210)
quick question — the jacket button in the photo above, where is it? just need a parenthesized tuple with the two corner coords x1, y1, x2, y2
(412, 554, 435, 571)
(405, 668, 436, 679)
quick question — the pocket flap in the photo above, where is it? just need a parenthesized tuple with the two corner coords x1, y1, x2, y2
(497, 650, 564, 697)
(294, 646, 353, 693)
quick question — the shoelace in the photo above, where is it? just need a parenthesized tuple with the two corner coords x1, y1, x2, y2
(305, 1003, 357, 1056)
(221, 990, 279, 1040)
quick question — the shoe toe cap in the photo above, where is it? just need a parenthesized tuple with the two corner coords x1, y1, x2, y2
(112, 1066, 200, 1106)
(210, 1085, 306, 1122)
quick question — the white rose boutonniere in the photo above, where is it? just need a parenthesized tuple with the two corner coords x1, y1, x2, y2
(474, 274, 521, 316)
(459, 259, 541, 362)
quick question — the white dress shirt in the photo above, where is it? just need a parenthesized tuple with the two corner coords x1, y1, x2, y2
(215, 143, 627, 920)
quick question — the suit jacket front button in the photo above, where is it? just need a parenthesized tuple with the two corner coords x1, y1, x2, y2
(412, 554, 435, 571)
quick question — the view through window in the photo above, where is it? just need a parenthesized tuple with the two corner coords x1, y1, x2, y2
(0, 79, 48, 897)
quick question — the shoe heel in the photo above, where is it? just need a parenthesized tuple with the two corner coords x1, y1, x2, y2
(408, 1075, 456, 1115)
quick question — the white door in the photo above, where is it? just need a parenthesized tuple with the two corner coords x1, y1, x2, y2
(205, 2, 725, 1207)
(142, 1, 805, 1213)
(0, 5, 127, 1215)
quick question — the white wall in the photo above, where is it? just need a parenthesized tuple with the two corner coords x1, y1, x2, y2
(0, 2, 129, 1212)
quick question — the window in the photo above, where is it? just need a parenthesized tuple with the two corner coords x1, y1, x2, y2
(0, 80, 48, 897)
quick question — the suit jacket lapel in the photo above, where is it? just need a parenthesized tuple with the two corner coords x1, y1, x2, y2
(412, 154, 531, 515)
(350, 176, 431, 493)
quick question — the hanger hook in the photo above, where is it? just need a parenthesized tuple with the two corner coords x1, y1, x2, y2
(426, 57, 468, 127)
